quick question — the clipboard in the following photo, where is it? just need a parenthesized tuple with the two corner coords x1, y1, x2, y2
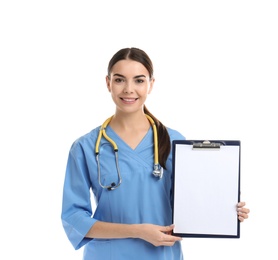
(172, 140, 241, 238)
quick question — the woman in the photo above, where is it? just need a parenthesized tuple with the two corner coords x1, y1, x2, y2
(61, 47, 250, 259)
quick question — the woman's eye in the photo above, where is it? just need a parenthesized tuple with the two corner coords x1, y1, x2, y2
(115, 78, 124, 83)
(136, 79, 144, 83)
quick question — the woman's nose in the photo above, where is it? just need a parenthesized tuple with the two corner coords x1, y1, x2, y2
(123, 82, 134, 93)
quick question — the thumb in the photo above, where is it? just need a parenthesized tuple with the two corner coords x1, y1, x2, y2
(163, 224, 175, 233)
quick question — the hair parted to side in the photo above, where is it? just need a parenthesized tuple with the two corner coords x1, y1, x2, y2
(107, 47, 171, 169)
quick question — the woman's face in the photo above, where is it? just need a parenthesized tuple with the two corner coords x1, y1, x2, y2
(106, 59, 154, 114)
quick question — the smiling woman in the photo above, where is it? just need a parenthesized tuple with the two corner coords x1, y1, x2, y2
(106, 58, 154, 116)
(61, 47, 250, 260)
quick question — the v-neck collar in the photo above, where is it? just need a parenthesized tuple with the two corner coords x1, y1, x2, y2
(105, 125, 153, 152)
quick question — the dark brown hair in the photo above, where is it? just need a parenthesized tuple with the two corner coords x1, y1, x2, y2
(107, 47, 171, 169)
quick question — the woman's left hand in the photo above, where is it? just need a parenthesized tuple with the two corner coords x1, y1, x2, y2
(237, 202, 250, 222)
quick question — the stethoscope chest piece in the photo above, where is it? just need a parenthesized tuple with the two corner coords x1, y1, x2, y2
(153, 164, 163, 179)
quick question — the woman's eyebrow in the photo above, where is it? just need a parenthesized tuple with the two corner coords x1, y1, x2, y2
(113, 74, 147, 79)
(134, 75, 147, 79)
(113, 73, 125, 78)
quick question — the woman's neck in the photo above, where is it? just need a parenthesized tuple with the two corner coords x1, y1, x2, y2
(110, 112, 150, 131)
(108, 112, 151, 149)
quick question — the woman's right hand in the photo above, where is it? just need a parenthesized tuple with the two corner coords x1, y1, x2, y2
(135, 224, 182, 247)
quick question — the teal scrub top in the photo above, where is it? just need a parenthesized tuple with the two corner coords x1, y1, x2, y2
(61, 125, 185, 260)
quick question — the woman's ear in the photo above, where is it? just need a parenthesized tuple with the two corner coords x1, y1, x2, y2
(148, 77, 155, 94)
(106, 76, 111, 92)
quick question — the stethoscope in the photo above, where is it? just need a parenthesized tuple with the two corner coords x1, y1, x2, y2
(95, 114, 164, 190)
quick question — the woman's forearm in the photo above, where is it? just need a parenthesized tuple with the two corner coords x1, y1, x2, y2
(85, 221, 182, 247)
(85, 221, 139, 239)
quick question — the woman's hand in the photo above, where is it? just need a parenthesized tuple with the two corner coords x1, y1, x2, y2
(237, 202, 250, 222)
(136, 224, 182, 247)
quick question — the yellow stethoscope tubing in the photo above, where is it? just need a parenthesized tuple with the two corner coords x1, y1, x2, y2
(145, 114, 163, 178)
(144, 114, 158, 166)
(95, 116, 117, 154)
(95, 116, 121, 190)
(95, 115, 158, 164)
(95, 114, 162, 190)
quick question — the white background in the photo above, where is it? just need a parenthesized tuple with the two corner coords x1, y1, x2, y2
(1, 1, 277, 259)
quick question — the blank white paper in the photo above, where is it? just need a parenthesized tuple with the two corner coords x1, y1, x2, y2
(173, 143, 240, 236)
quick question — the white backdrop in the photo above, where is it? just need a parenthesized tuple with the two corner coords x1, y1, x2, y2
(1, 1, 277, 259)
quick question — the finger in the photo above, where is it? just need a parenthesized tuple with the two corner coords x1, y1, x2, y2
(238, 212, 248, 218)
(242, 208, 250, 214)
(237, 202, 246, 207)
(238, 211, 249, 220)
(162, 234, 182, 244)
(237, 207, 250, 214)
(160, 241, 178, 247)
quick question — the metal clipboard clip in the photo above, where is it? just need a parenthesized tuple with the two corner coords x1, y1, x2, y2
(193, 140, 223, 149)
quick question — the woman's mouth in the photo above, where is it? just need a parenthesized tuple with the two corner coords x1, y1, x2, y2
(120, 98, 138, 104)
